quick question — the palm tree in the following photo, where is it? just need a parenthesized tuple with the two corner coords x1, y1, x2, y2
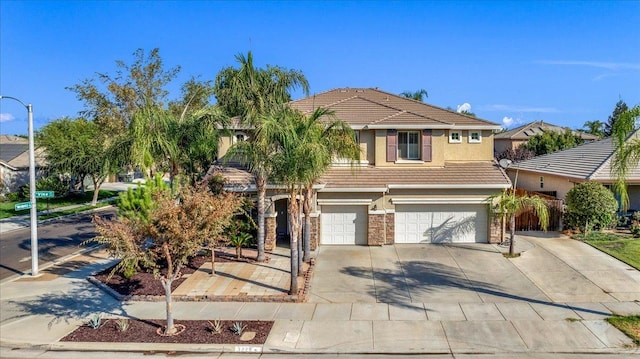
(296, 108, 360, 262)
(581, 120, 605, 139)
(611, 105, 640, 211)
(214, 51, 309, 262)
(400, 89, 428, 102)
(487, 189, 549, 256)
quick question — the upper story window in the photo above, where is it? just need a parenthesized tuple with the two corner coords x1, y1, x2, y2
(354, 130, 360, 144)
(468, 131, 482, 143)
(233, 132, 248, 144)
(398, 131, 420, 160)
(449, 131, 462, 143)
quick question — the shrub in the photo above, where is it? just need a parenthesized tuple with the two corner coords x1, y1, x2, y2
(565, 181, 618, 234)
(21, 176, 69, 199)
(631, 212, 640, 238)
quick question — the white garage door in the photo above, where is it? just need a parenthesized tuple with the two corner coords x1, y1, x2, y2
(320, 205, 368, 245)
(395, 204, 488, 243)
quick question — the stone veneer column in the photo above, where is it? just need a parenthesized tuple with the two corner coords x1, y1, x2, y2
(309, 214, 319, 251)
(488, 216, 501, 244)
(367, 212, 386, 246)
(385, 212, 395, 245)
(265, 213, 277, 251)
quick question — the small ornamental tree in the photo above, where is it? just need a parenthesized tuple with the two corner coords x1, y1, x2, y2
(92, 184, 242, 335)
(565, 181, 618, 234)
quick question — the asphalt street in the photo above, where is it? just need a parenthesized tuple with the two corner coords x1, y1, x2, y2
(0, 208, 116, 281)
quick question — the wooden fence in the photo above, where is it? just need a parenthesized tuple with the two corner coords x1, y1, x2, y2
(511, 189, 565, 231)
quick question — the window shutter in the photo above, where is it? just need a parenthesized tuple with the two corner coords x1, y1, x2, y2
(387, 130, 397, 162)
(422, 129, 432, 162)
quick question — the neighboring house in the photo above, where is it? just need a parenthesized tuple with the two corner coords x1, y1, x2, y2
(0, 135, 47, 193)
(494, 121, 599, 155)
(216, 88, 511, 249)
(507, 130, 640, 211)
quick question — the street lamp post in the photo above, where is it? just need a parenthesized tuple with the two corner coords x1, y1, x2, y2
(0, 95, 39, 276)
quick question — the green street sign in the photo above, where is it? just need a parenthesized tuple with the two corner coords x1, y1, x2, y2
(35, 191, 55, 198)
(14, 201, 32, 211)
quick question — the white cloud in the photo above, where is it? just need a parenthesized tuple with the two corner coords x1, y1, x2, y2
(482, 104, 560, 113)
(502, 116, 514, 127)
(537, 60, 640, 71)
(0, 113, 15, 123)
(456, 103, 471, 113)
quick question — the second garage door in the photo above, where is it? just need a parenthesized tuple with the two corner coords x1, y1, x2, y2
(395, 204, 488, 243)
(320, 205, 368, 245)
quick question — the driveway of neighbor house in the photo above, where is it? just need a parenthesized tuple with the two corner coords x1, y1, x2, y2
(310, 231, 640, 306)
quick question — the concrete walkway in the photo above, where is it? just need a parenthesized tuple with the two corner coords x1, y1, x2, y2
(1, 233, 639, 356)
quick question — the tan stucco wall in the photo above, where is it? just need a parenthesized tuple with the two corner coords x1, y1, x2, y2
(218, 136, 233, 159)
(374, 129, 446, 167)
(444, 130, 494, 161)
(508, 170, 576, 199)
(359, 130, 376, 165)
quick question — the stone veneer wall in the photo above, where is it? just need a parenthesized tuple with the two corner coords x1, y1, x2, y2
(385, 212, 395, 245)
(367, 213, 386, 246)
(265, 215, 277, 251)
(310, 216, 319, 251)
(488, 216, 501, 244)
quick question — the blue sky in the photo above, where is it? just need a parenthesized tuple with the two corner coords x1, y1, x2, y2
(1, 1, 639, 135)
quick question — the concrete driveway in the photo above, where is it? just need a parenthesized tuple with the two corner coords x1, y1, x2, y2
(310, 232, 640, 305)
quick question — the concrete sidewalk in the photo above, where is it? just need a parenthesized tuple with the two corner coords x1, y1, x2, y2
(1, 239, 639, 356)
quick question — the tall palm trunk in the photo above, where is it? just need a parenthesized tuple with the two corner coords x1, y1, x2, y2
(509, 214, 516, 256)
(288, 188, 300, 295)
(256, 175, 267, 262)
(297, 196, 303, 275)
(302, 185, 312, 262)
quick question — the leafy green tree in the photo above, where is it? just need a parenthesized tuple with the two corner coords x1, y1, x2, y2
(487, 190, 549, 256)
(524, 129, 585, 156)
(565, 181, 618, 234)
(36, 117, 120, 205)
(92, 185, 242, 335)
(214, 51, 309, 263)
(67, 48, 180, 137)
(400, 89, 428, 102)
(117, 175, 169, 223)
(604, 100, 629, 137)
(581, 120, 605, 139)
(611, 105, 640, 211)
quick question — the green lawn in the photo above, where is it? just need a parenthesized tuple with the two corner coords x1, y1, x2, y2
(574, 232, 640, 270)
(0, 190, 118, 219)
(607, 315, 640, 345)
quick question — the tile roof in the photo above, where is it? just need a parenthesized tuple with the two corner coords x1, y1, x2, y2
(511, 130, 640, 183)
(289, 88, 501, 130)
(495, 121, 599, 140)
(0, 135, 46, 170)
(216, 161, 511, 191)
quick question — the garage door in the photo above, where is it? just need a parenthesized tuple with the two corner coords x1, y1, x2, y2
(395, 204, 488, 243)
(320, 205, 368, 245)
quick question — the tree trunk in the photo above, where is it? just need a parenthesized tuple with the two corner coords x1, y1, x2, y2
(297, 198, 303, 276)
(303, 186, 312, 262)
(256, 176, 267, 262)
(161, 277, 176, 335)
(210, 246, 216, 275)
(236, 245, 242, 260)
(90, 175, 102, 206)
(288, 190, 299, 295)
(509, 214, 516, 256)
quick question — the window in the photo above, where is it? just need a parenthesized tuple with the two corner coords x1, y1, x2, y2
(469, 131, 482, 143)
(398, 131, 420, 160)
(540, 176, 544, 189)
(449, 131, 461, 143)
(233, 132, 248, 143)
(354, 130, 360, 144)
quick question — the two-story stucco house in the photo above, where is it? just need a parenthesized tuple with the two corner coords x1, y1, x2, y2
(216, 88, 511, 250)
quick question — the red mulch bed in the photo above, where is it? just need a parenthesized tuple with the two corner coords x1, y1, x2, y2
(94, 249, 263, 296)
(61, 319, 273, 344)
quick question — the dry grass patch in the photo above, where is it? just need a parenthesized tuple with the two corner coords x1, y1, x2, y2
(607, 315, 640, 345)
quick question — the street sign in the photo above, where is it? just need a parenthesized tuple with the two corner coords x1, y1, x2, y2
(35, 191, 54, 198)
(14, 202, 32, 211)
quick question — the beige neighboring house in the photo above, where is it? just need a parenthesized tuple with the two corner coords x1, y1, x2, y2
(216, 88, 511, 249)
(494, 120, 600, 155)
(0, 135, 47, 193)
(507, 130, 640, 210)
